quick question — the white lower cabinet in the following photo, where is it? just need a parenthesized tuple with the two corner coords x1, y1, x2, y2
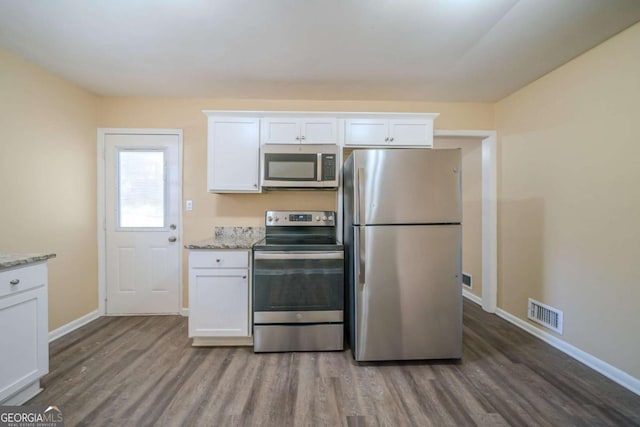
(0, 262, 49, 404)
(188, 250, 251, 344)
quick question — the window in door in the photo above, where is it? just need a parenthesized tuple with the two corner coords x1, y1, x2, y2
(117, 149, 167, 229)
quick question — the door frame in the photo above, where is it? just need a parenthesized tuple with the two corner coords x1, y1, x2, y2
(97, 128, 184, 316)
(433, 130, 497, 313)
(336, 130, 498, 313)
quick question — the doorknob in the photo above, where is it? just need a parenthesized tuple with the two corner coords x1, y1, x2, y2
(168, 236, 177, 242)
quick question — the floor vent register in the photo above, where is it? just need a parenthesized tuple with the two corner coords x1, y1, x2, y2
(528, 298, 563, 334)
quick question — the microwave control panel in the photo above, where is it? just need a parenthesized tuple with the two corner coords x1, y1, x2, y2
(322, 154, 336, 181)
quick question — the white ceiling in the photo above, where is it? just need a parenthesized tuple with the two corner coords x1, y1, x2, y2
(1, 0, 639, 102)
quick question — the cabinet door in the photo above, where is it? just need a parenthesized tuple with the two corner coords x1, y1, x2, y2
(189, 269, 249, 337)
(389, 119, 433, 146)
(345, 119, 389, 146)
(300, 118, 338, 144)
(260, 118, 301, 144)
(0, 287, 48, 402)
(208, 117, 260, 192)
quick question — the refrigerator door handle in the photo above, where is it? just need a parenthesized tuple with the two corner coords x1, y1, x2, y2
(356, 227, 365, 290)
(357, 168, 365, 224)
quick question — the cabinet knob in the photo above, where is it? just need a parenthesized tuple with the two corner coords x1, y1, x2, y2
(10, 279, 19, 286)
(301, 135, 306, 140)
(385, 137, 389, 142)
(168, 236, 177, 242)
(216, 259, 221, 262)
(390, 137, 394, 142)
(242, 275, 247, 279)
(295, 136, 300, 141)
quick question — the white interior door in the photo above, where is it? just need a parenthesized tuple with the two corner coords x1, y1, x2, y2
(105, 133, 181, 314)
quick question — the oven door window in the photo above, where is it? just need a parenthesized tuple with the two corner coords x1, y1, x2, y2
(254, 257, 343, 312)
(264, 153, 317, 181)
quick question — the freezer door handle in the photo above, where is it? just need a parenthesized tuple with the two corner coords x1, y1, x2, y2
(357, 168, 365, 224)
(355, 227, 365, 290)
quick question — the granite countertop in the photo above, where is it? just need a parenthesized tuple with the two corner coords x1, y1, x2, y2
(185, 226, 265, 250)
(0, 253, 56, 271)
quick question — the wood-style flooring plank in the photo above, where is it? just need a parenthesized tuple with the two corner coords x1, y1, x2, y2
(29, 301, 640, 426)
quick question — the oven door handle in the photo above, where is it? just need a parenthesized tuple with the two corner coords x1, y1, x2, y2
(254, 251, 344, 260)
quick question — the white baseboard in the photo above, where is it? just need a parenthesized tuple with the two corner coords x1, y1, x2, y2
(462, 289, 483, 306)
(180, 308, 189, 317)
(48, 309, 101, 343)
(494, 307, 640, 396)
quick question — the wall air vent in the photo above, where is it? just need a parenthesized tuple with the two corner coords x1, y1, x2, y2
(462, 272, 472, 289)
(527, 298, 563, 334)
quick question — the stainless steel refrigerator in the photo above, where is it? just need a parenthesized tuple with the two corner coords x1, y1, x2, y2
(343, 149, 462, 361)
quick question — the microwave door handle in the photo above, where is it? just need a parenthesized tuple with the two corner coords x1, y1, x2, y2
(317, 153, 322, 182)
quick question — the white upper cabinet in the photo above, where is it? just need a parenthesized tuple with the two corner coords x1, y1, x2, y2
(344, 118, 388, 145)
(389, 119, 434, 146)
(345, 115, 437, 147)
(261, 117, 338, 144)
(207, 116, 260, 193)
(203, 112, 438, 191)
(299, 118, 338, 144)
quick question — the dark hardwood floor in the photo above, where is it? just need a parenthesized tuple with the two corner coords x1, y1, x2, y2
(29, 300, 640, 426)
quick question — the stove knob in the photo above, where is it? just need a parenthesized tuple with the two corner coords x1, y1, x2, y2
(274, 216, 280, 222)
(316, 216, 320, 221)
(267, 216, 273, 222)
(322, 215, 327, 221)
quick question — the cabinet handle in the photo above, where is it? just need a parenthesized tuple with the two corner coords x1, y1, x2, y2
(10, 279, 19, 286)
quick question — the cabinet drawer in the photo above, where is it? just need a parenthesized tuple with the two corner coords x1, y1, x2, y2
(189, 250, 249, 269)
(0, 263, 47, 299)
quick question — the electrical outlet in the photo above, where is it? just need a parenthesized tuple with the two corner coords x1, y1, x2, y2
(186, 200, 193, 211)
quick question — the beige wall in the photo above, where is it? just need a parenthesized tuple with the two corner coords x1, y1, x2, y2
(0, 48, 100, 330)
(99, 98, 494, 305)
(495, 22, 640, 378)
(434, 137, 483, 300)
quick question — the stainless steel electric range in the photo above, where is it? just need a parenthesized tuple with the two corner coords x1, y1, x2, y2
(252, 210, 344, 353)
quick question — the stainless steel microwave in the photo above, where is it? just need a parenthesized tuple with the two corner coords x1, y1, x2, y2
(261, 144, 338, 189)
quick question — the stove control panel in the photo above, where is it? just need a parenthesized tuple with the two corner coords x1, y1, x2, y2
(266, 211, 336, 226)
